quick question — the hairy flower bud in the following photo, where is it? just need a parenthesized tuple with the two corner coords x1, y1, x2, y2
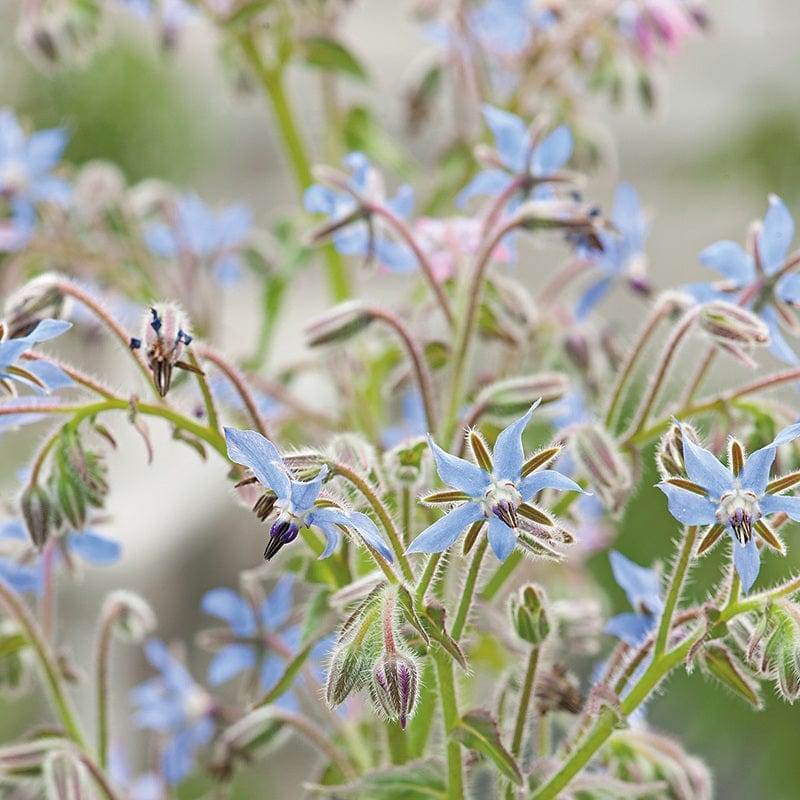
(21, 483, 55, 549)
(0, 737, 68, 776)
(325, 642, 368, 708)
(569, 424, 632, 513)
(370, 651, 419, 729)
(102, 591, 157, 643)
(476, 375, 568, 420)
(698, 301, 769, 365)
(535, 664, 582, 714)
(2, 279, 66, 340)
(304, 301, 375, 347)
(384, 438, 429, 486)
(43, 750, 91, 800)
(656, 421, 701, 479)
(210, 706, 286, 780)
(510, 584, 550, 646)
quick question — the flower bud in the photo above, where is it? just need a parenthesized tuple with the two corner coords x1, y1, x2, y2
(476, 375, 568, 420)
(43, 750, 91, 800)
(656, 421, 700, 479)
(698, 301, 769, 364)
(0, 737, 67, 776)
(325, 641, 368, 708)
(210, 706, 286, 780)
(102, 590, 157, 644)
(510, 584, 550, 646)
(21, 483, 55, 550)
(370, 651, 419, 729)
(304, 301, 375, 347)
(569, 424, 631, 514)
(762, 605, 800, 702)
(2, 279, 66, 340)
(535, 664, 582, 714)
(383, 438, 429, 486)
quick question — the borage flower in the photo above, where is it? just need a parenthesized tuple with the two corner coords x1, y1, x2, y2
(407, 403, 583, 561)
(0, 318, 72, 394)
(145, 193, 251, 286)
(658, 422, 800, 593)
(131, 638, 215, 785)
(457, 105, 573, 208)
(305, 153, 416, 273)
(224, 427, 393, 562)
(200, 576, 330, 708)
(604, 550, 664, 646)
(686, 194, 800, 363)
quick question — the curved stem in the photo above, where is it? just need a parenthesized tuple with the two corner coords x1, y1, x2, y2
(78, 752, 122, 800)
(451, 537, 488, 641)
(369, 307, 438, 433)
(330, 460, 413, 582)
(237, 32, 351, 302)
(22, 353, 116, 400)
(94, 605, 121, 770)
(187, 350, 219, 435)
(680, 346, 716, 407)
(193, 344, 269, 437)
(0, 578, 88, 749)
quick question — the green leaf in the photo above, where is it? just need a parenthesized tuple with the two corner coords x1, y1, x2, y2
(300, 37, 368, 82)
(700, 643, 762, 709)
(308, 759, 447, 799)
(396, 585, 430, 646)
(421, 602, 467, 669)
(451, 708, 522, 785)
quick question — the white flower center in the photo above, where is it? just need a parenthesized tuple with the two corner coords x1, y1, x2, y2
(0, 163, 29, 195)
(482, 480, 522, 528)
(183, 684, 212, 722)
(716, 485, 761, 546)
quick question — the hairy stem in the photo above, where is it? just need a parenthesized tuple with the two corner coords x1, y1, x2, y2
(511, 645, 540, 758)
(654, 526, 698, 658)
(451, 537, 488, 641)
(435, 649, 464, 800)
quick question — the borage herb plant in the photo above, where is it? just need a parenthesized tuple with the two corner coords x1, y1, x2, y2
(2, 1, 799, 799)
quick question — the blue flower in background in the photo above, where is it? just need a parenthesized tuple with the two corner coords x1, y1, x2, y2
(685, 195, 800, 363)
(407, 403, 583, 560)
(0, 319, 72, 393)
(145, 193, 251, 286)
(469, 0, 546, 55)
(224, 427, 393, 562)
(131, 638, 216, 785)
(604, 550, 663, 646)
(201, 576, 331, 709)
(457, 105, 573, 208)
(305, 153, 417, 273)
(0, 109, 71, 250)
(382, 389, 427, 449)
(575, 183, 650, 319)
(658, 421, 800, 593)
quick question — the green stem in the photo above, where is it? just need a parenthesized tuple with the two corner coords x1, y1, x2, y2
(94, 604, 122, 769)
(237, 32, 350, 302)
(451, 537, 488, 641)
(480, 549, 523, 602)
(654, 526, 697, 659)
(511, 645, 540, 758)
(434, 650, 464, 800)
(187, 350, 219, 435)
(0, 578, 88, 749)
(415, 552, 442, 605)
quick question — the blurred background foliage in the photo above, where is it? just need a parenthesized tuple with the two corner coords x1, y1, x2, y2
(2, 1, 800, 797)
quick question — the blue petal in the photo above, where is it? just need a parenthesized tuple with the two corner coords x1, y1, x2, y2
(518, 469, 584, 500)
(760, 493, 800, 522)
(0, 559, 42, 594)
(0, 396, 59, 431)
(200, 588, 256, 637)
(261, 575, 294, 629)
(698, 240, 755, 285)
(67, 531, 121, 565)
(213, 254, 243, 286)
(0, 520, 27, 541)
(260, 652, 285, 692)
(575, 277, 613, 320)
(611, 183, 642, 230)
(738, 445, 777, 496)
(609, 550, 662, 613)
(311, 515, 340, 560)
(657, 483, 718, 525)
(310, 507, 394, 563)
(161, 719, 213, 785)
(22, 319, 72, 343)
(605, 613, 653, 647)
(482, 105, 528, 173)
(207, 644, 257, 686)
(144, 224, 178, 258)
(731, 534, 760, 594)
(492, 405, 537, 482)
(487, 515, 516, 560)
(758, 194, 794, 275)
(777, 273, 800, 306)
(289, 466, 327, 513)
(456, 169, 513, 208)
(428, 437, 489, 496)
(374, 237, 418, 273)
(26, 128, 67, 173)
(773, 422, 800, 446)
(332, 221, 370, 256)
(386, 185, 414, 219)
(531, 125, 573, 176)
(217, 205, 251, 247)
(22, 360, 73, 390)
(30, 176, 71, 205)
(406, 502, 484, 554)
(223, 427, 291, 501)
(761, 305, 798, 365)
(679, 427, 732, 499)
(304, 184, 339, 216)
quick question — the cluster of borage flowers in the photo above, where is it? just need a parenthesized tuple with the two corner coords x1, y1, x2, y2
(3, 0, 800, 799)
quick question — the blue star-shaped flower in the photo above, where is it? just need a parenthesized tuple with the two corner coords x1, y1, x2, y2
(0, 109, 71, 250)
(456, 105, 573, 208)
(406, 403, 583, 560)
(200, 576, 330, 709)
(304, 153, 416, 273)
(575, 182, 650, 319)
(145, 193, 251, 286)
(131, 638, 216, 785)
(658, 422, 800, 593)
(685, 195, 800, 363)
(224, 427, 393, 562)
(0, 319, 72, 393)
(604, 550, 664, 646)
